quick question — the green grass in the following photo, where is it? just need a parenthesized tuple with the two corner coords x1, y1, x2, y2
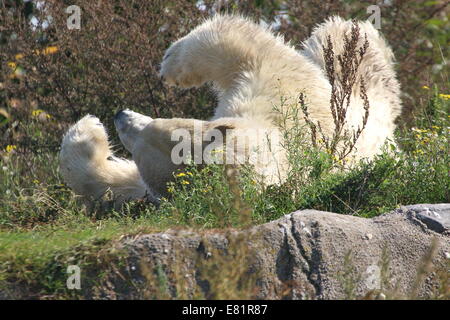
(0, 88, 448, 298)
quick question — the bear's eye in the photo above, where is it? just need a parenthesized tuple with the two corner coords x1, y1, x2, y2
(163, 53, 171, 61)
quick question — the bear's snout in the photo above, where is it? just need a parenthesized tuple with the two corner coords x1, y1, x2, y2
(114, 109, 153, 153)
(114, 109, 132, 135)
(114, 109, 152, 132)
(114, 109, 126, 121)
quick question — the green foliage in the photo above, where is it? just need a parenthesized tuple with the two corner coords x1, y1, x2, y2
(0, 0, 448, 299)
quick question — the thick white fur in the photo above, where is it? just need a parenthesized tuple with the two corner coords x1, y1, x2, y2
(300, 17, 401, 156)
(59, 115, 156, 207)
(59, 15, 401, 205)
(116, 114, 287, 196)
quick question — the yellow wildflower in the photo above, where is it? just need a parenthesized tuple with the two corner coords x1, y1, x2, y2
(202, 187, 212, 193)
(34, 46, 58, 56)
(422, 85, 430, 90)
(7, 62, 17, 70)
(167, 186, 175, 193)
(43, 46, 58, 55)
(32, 109, 51, 119)
(181, 180, 190, 185)
(439, 93, 450, 100)
(15, 53, 24, 60)
(6, 145, 17, 153)
(32, 109, 44, 117)
(412, 128, 428, 134)
(176, 172, 187, 177)
(33, 179, 40, 184)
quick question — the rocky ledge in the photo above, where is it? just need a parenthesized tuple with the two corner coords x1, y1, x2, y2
(2, 204, 449, 300)
(116, 203, 449, 299)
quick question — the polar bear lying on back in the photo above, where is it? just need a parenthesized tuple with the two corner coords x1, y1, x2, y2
(59, 15, 401, 206)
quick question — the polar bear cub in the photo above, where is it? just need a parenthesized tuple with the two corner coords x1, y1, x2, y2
(59, 15, 401, 206)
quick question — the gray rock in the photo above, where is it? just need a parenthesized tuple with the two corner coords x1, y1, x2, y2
(111, 205, 449, 300)
(402, 203, 450, 234)
(2, 204, 449, 300)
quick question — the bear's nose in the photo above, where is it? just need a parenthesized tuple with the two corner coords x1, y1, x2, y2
(114, 109, 125, 120)
(114, 109, 134, 134)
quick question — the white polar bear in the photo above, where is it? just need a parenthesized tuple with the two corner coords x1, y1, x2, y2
(59, 15, 401, 206)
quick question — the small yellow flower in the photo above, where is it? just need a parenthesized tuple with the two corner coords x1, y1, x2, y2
(167, 186, 175, 193)
(32, 109, 44, 117)
(7, 62, 17, 70)
(33, 179, 40, 184)
(180, 180, 190, 185)
(15, 53, 24, 60)
(422, 85, 430, 90)
(175, 172, 186, 177)
(186, 172, 193, 176)
(412, 128, 428, 134)
(439, 93, 450, 100)
(33, 46, 58, 56)
(202, 187, 212, 193)
(6, 145, 17, 153)
(43, 46, 58, 55)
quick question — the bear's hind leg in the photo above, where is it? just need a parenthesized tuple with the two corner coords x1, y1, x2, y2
(59, 115, 156, 208)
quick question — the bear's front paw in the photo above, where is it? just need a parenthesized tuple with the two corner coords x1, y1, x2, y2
(159, 39, 206, 88)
